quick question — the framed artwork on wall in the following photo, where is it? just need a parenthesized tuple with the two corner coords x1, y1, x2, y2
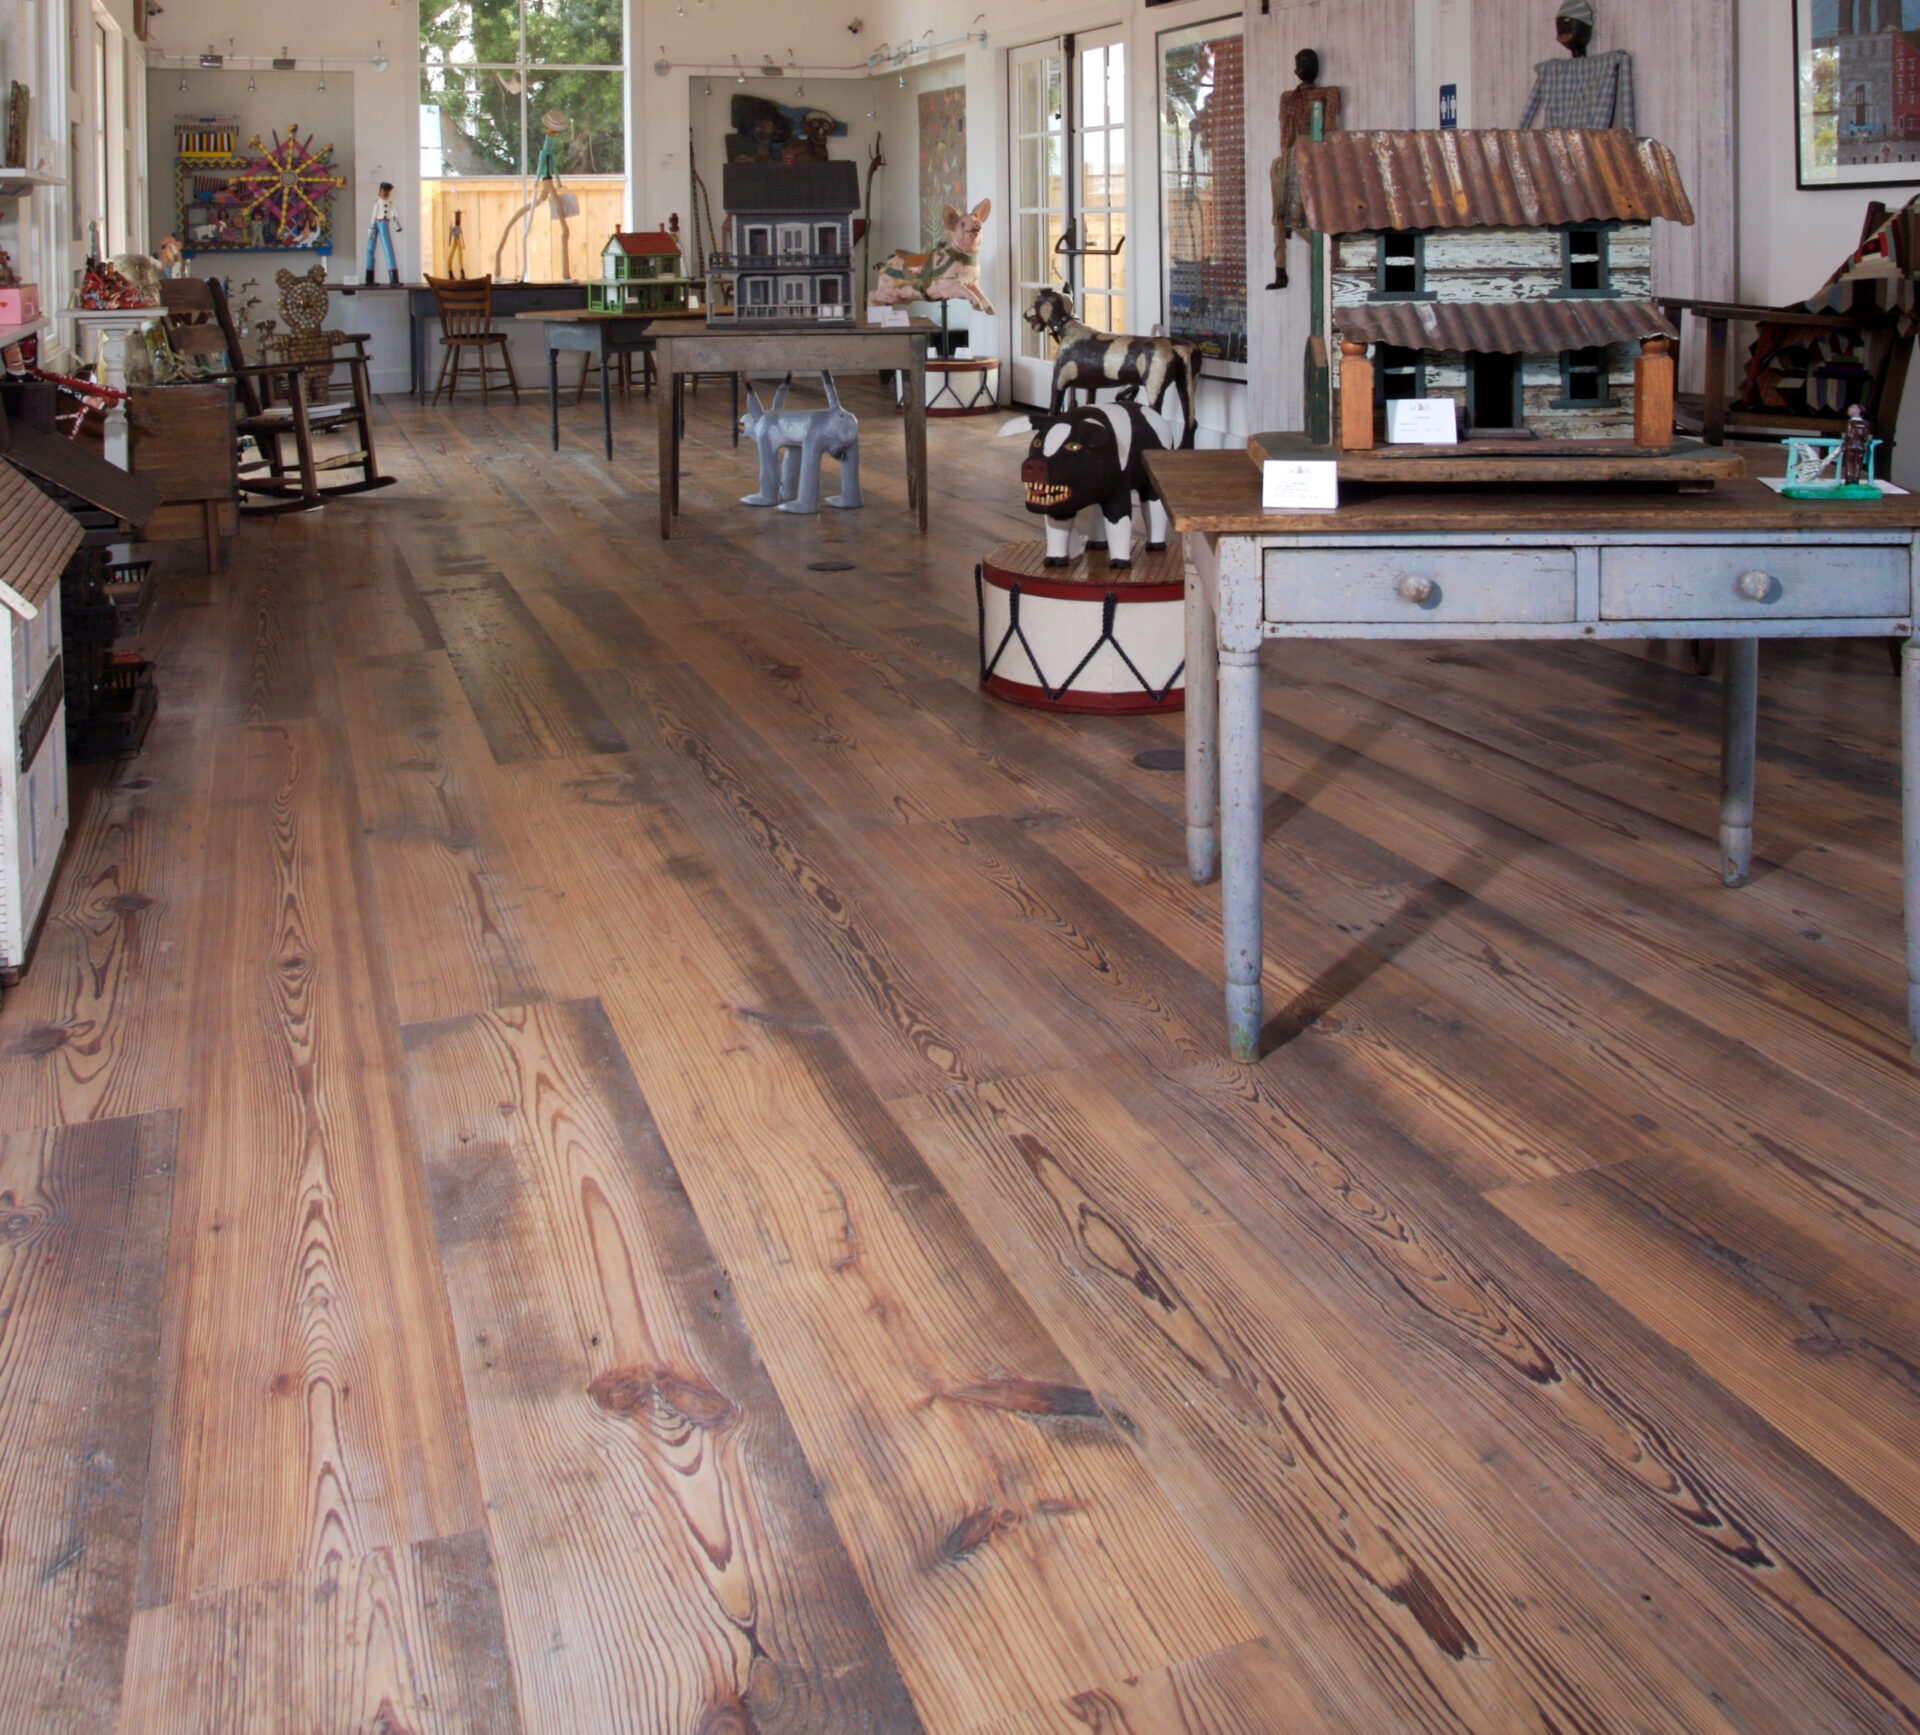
(1797, 0, 1920, 188)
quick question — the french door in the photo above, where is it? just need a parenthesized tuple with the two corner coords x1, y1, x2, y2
(1008, 28, 1129, 407)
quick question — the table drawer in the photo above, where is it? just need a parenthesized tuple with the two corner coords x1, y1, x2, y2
(1599, 544, 1911, 621)
(1264, 547, 1576, 624)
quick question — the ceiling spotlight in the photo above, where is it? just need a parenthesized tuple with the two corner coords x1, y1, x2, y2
(760, 56, 782, 77)
(178, 65, 188, 90)
(653, 46, 672, 75)
(796, 79, 805, 98)
(732, 54, 747, 83)
(247, 58, 256, 91)
(676, 0, 685, 11)
(897, 70, 905, 87)
(372, 41, 389, 73)
(316, 57, 326, 91)
(199, 45, 222, 67)
(703, 77, 713, 96)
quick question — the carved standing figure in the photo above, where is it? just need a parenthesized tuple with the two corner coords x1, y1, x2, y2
(1841, 403, 1873, 485)
(495, 110, 576, 282)
(1520, 0, 1635, 129)
(1269, 50, 1341, 290)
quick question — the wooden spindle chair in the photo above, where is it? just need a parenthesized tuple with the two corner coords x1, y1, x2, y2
(427, 274, 521, 406)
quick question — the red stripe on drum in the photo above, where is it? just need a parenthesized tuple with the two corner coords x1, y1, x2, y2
(982, 672, 1187, 715)
(978, 564, 1185, 604)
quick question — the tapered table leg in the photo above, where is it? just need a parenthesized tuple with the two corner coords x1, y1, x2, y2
(1219, 645, 1264, 1062)
(1719, 637, 1758, 886)
(1185, 549, 1218, 885)
(1901, 631, 1919, 1057)
(548, 347, 559, 450)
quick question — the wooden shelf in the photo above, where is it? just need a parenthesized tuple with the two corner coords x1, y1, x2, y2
(0, 317, 49, 349)
(0, 170, 66, 195)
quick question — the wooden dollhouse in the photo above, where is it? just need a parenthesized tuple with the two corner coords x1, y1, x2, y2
(588, 230, 693, 314)
(707, 158, 859, 323)
(1287, 128, 1696, 450)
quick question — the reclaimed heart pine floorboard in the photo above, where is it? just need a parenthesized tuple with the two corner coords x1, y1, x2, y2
(0, 376, 1915, 1732)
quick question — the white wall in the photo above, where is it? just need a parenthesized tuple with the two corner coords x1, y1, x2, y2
(1735, 0, 1920, 485)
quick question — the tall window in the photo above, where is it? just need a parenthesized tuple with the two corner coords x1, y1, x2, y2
(1159, 18, 1245, 365)
(1009, 43, 1064, 404)
(1077, 36, 1127, 337)
(420, 0, 626, 280)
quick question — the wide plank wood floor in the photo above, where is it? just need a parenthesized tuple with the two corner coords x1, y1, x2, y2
(2, 373, 1917, 1733)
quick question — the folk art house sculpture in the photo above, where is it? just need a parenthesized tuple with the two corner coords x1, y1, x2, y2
(1284, 128, 1695, 448)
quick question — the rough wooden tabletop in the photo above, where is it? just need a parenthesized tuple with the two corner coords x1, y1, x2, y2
(1146, 447, 1920, 536)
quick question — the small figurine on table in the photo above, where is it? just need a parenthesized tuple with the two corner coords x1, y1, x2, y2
(447, 209, 468, 279)
(0, 245, 16, 287)
(365, 182, 402, 286)
(1520, 0, 1634, 129)
(1841, 403, 1872, 487)
(1270, 50, 1341, 290)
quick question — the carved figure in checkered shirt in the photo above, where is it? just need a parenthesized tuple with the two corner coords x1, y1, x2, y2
(1521, 0, 1635, 130)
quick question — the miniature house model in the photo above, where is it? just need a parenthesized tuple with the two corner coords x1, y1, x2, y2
(588, 231, 692, 314)
(1288, 129, 1695, 446)
(709, 159, 860, 322)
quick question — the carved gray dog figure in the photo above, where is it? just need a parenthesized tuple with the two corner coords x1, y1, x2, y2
(738, 373, 863, 514)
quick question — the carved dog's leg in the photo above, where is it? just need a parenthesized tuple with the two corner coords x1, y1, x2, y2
(1044, 516, 1082, 565)
(740, 381, 793, 506)
(1080, 502, 1106, 551)
(825, 423, 862, 509)
(1103, 497, 1134, 569)
(1146, 495, 1169, 551)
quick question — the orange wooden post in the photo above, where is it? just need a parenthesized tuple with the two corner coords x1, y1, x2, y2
(1338, 340, 1375, 451)
(1635, 335, 1676, 450)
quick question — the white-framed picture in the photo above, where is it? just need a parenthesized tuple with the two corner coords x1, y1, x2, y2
(1798, 0, 1920, 188)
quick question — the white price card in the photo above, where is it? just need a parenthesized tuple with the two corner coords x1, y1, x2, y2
(1262, 459, 1340, 511)
(1386, 397, 1458, 444)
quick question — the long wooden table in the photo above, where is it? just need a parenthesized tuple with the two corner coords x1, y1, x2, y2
(652, 320, 933, 538)
(1145, 449, 1920, 1062)
(517, 308, 709, 460)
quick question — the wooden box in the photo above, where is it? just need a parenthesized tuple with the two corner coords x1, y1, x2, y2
(128, 382, 238, 561)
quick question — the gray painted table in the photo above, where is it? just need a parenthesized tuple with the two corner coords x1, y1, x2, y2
(519, 309, 708, 460)
(652, 320, 933, 538)
(1145, 451, 1920, 1063)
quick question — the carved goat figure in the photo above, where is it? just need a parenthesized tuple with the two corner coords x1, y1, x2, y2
(1025, 286, 1199, 448)
(872, 198, 995, 313)
(739, 373, 863, 515)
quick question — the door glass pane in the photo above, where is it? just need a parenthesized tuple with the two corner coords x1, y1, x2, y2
(1082, 131, 1106, 207)
(1158, 16, 1246, 364)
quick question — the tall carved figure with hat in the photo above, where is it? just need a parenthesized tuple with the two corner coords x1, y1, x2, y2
(1520, 0, 1635, 130)
(495, 109, 578, 281)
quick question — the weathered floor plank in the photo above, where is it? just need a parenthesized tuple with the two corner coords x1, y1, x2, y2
(0, 1112, 176, 1734)
(400, 996, 926, 1733)
(119, 1531, 520, 1734)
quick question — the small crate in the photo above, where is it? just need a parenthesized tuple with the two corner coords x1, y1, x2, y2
(68, 655, 157, 761)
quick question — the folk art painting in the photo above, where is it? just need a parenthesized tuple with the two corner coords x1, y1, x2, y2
(1798, 0, 1920, 187)
(918, 86, 966, 248)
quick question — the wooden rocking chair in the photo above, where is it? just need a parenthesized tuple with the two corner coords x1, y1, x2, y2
(158, 277, 395, 515)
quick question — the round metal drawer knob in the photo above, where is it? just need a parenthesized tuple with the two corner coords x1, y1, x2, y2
(1736, 569, 1774, 602)
(1397, 575, 1436, 605)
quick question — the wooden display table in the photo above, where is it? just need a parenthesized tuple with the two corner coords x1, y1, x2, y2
(519, 308, 708, 460)
(1146, 448, 1920, 1061)
(652, 320, 934, 537)
(978, 540, 1185, 713)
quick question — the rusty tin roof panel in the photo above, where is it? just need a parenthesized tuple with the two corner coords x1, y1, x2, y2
(0, 463, 84, 613)
(1332, 297, 1677, 353)
(1292, 130, 1694, 235)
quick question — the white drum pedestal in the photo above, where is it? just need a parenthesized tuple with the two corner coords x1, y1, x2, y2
(976, 539, 1186, 715)
(894, 355, 1001, 416)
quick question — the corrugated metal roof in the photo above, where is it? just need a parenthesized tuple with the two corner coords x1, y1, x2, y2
(1290, 130, 1694, 235)
(722, 158, 861, 214)
(1332, 297, 1676, 353)
(0, 463, 83, 614)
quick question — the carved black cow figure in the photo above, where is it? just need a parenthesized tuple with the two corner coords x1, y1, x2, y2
(1000, 401, 1173, 568)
